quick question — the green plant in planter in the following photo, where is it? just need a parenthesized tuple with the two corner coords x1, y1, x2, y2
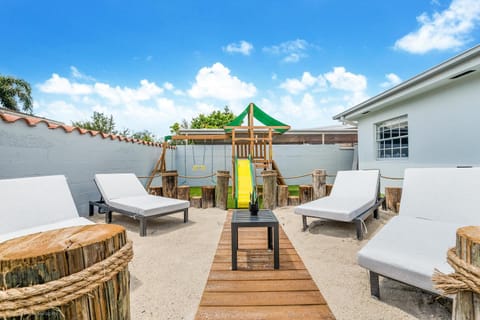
(249, 190, 259, 215)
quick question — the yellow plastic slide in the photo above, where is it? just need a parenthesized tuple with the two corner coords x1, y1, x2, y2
(236, 158, 254, 208)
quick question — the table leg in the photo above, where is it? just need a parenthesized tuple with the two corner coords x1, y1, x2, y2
(268, 226, 273, 250)
(232, 224, 238, 270)
(274, 224, 279, 269)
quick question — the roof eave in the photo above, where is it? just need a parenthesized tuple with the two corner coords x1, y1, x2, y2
(333, 44, 480, 121)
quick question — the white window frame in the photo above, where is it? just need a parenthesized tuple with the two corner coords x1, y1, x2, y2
(376, 116, 408, 160)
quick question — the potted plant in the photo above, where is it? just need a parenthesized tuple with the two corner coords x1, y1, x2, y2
(249, 190, 259, 216)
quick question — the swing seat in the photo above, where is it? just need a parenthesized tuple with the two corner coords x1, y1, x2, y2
(192, 164, 206, 171)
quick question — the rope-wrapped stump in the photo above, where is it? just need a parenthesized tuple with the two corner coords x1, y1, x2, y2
(432, 226, 480, 319)
(0, 224, 133, 319)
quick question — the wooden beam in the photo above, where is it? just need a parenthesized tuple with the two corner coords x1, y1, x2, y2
(171, 134, 229, 140)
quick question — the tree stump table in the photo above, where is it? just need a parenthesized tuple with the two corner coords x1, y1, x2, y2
(288, 196, 299, 206)
(191, 196, 202, 208)
(162, 170, 178, 198)
(299, 185, 313, 204)
(149, 186, 162, 196)
(201, 186, 215, 208)
(277, 185, 289, 207)
(385, 187, 402, 213)
(215, 170, 230, 210)
(0, 224, 132, 319)
(177, 185, 190, 201)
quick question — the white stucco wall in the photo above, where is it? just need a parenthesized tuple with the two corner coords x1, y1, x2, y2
(357, 71, 480, 190)
(0, 120, 163, 215)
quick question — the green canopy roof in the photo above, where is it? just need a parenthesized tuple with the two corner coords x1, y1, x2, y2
(224, 103, 290, 134)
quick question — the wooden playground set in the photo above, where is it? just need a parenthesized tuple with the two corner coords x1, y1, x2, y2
(145, 103, 291, 208)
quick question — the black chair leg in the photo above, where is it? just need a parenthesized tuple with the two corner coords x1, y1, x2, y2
(302, 215, 308, 231)
(370, 271, 380, 299)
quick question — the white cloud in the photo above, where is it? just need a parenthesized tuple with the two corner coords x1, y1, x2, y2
(36, 100, 91, 124)
(381, 73, 402, 88)
(70, 66, 95, 81)
(163, 82, 174, 90)
(36, 62, 363, 137)
(276, 94, 336, 127)
(275, 67, 369, 126)
(279, 72, 326, 95)
(162, 82, 185, 96)
(94, 79, 163, 105)
(263, 39, 310, 63)
(324, 67, 367, 92)
(38, 74, 94, 95)
(394, 0, 480, 54)
(188, 62, 256, 100)
(223, 41, 254, 56)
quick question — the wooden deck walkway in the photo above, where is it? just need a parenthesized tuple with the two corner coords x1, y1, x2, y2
(195, 211, 335, 319)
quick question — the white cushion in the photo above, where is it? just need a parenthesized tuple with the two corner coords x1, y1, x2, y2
(400, 167, 480, 224)
(108, 195, 189, 217)
(358, 167, 480, 294)
(294, 170, 379, 222)
(94, 173, 190, 217)
(330, 170, 379, 200)
(294, 196, 375, 222)
(0, 175, 84, 235)
(0, 217, 93, 243)
(95, 173, 148, 201)
(358, 216, 461, 293)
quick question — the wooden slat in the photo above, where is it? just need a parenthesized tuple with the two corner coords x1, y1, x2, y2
(205, 279, 318, 292)
(194, 211, 335, 319)
(208, 269, 313, 281)
(200, 291, 326, 306)
(196, 305, 335, 320)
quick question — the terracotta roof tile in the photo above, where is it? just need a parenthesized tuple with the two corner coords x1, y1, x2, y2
(0, 110, 164, 147)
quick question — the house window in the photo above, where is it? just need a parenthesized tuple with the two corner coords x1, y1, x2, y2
(376, 116, 408, 159)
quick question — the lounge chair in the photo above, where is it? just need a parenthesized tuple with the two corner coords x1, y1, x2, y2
(358, 167, 480, 299)
(294, 170, 383, 240)
(0, 175, 93, 243)
(91, 173, 189, 237)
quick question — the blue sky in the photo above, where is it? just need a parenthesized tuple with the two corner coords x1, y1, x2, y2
(1, 0, 479, 137)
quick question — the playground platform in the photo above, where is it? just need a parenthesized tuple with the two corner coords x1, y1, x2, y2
(194, 210, 335, 319)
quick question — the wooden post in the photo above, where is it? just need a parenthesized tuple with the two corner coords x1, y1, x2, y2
(0, 224, 131, 319)
(454, 226, 480, 319)
(452, 226, 480, 319)
(177, 185, 190, 201)
(202, 186, 215, 208)
(191, 196, 202, 208)
(385, 187, 402, 213)
(277, 185, 289, 207)
(149, 186, 162, 196)
(261, 170, 277, 209)
(288, 196, 299, 206)
(326, 184, 333, 196)
(299, 185, 313, 204)
(162, 170, 178, 198)
(215, 170, 230, 210)
(312, 169, 326, 200)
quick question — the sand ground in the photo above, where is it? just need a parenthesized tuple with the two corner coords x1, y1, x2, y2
(91, 207, 451, 320)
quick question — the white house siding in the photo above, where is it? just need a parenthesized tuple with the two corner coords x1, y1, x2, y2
(0, 120, 163, 215)
(357, 71, 480, 190)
